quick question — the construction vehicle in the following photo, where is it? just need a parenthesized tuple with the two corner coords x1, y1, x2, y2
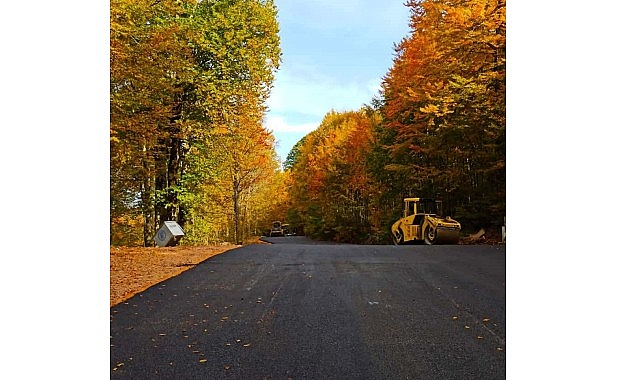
(270, 221, 284, 237)
(391, 198, 461, 245)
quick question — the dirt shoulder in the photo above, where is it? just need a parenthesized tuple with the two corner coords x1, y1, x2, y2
(110, 244, 239, 307)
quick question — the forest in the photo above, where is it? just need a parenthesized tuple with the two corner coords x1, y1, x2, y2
(110, 0, 505, 246)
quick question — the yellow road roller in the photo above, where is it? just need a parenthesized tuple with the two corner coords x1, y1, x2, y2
(391, 198, 461, 245)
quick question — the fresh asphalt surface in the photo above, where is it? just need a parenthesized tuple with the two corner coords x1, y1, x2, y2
(110, 237, 506, 379)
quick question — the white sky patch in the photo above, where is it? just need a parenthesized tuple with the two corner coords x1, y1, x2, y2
(267, 68, 377, 118)
(266, 115, 319, 162)
(265, 114, 318, 134)
(367, 78, 385, 99)
(265, 65, 385, 161)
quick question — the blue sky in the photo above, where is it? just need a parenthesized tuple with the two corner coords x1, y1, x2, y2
(265, 0, 411, 162)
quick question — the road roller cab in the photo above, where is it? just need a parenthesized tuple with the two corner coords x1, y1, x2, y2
(391, 198, 461, 245)
(270, 221, 284, 237)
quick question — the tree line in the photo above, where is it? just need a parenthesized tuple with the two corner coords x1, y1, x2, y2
(284, 0, 506, 243)
(110, 0, 282, 246)
(110, 0, 505, 246)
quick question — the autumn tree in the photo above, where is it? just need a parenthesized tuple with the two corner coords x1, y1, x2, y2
(280, 0, 505, 243)
(286, 110, 378, 242)
(111, 0, 193, 245)
(375, 0, 506, 232)
(221, 121, 279, 244)
(110, 0, 281, 245)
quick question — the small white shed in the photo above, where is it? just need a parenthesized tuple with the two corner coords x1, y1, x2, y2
(154, 221, 185, 247)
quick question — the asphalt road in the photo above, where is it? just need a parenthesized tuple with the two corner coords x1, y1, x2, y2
(110, 237, 506, 379)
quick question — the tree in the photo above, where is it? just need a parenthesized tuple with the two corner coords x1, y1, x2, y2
(286, 110, 379, 242)
(376, 0, 506, 231)
(110, 0, 281, 245)
(111, 0, 194, 245)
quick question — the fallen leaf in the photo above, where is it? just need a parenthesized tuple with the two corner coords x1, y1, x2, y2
(224, 365, 232, 370)
(199, 359, 207, 363)
(243, 343, 251, 347)
(482, 318, 490, 322)
(452, 316, 458, 320)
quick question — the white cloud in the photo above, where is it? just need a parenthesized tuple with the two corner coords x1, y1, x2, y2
(367, 78, 385, 99)
(265, 66, 382, 160)
(267, 67, 376, 118)
(264, 114, 318, 134)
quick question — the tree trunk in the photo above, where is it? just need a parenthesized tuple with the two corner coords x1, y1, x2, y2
(141, 144, 156, 247)
(154, 93, 185, 228)
(232, 179, 241, 245)
(154, 137, 183, 221)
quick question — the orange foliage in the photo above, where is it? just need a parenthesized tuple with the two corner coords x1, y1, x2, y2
(287, 110, 378, 241)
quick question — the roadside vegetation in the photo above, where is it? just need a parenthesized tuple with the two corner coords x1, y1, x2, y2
(284, 0, 505, 243)
(110, 0, 505, 246)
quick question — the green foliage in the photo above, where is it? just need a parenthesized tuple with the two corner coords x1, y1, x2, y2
(110, 0, 282, 246)
(283, 136, 306, 171)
